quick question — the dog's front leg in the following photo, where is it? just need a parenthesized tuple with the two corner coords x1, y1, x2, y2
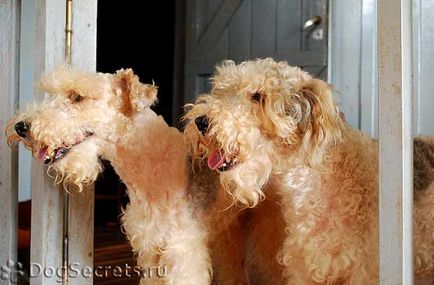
(157, 204, 212, 285)
(122, 195, 211, 284)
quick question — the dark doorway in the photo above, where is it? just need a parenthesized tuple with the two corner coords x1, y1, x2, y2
(97, 0, 176, 124)
(94, 1, 176, 284)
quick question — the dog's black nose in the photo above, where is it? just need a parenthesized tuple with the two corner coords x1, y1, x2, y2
(14, 121, 30, 138)
(195, 115, 209, 135)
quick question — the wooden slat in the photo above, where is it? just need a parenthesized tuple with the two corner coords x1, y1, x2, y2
(378, 0, 414, 283)
(196, 0, 241, 51)
(276, 0, 301, 54)
(251, 0, 277, 58)
(29, 1, 96, 284)
(18, 0, 37, 204)
(302, 0, 327, 50)
(195, 0, 209, 41)
(328, 0, 362, 129)
(0, 1, 19, 284)
(228, 0, 251, 62)
(206, 0, 229, 60)
(68, 0, 97, 284)
(183, 74, 198, 104)
(185, 51, 325, 75)
(414, 0, 434, 134)
(30, 1, 67, 284)
(32, 0, 74, 274)
(207, 0, 225, 22)
(359, 0, 378, 137)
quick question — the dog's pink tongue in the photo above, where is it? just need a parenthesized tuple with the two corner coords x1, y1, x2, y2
(207, 149, 225, 170)
(37, 147, 48, 161)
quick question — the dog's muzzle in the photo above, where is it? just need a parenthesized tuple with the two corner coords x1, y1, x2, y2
(195, 115, 209, 135)
(15, 121, 31, 138)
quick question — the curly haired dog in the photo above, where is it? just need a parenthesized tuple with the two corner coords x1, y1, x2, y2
(6, 66, 285, 285)
(6, 67, 211, 285)
(184, 58, 434, 284)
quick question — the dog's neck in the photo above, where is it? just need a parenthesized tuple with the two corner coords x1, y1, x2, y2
(105, 109, 188, 203)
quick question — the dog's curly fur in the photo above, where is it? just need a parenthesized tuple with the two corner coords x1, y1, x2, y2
(413, 136, 434, 277)
(6, 66, 287, 285)
(184, 58, 434, 284)
(6, 67, 212, 285)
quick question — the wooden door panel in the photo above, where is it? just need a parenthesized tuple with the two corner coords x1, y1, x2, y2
(277, 0, 302, 53)
(184, 0, 328, 104)
(251, 0, 277, 58)
(228, 0, 251, 61)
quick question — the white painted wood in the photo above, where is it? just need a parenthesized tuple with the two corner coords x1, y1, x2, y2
(29, 0, 97, 284)
(401, 0, 414, 281)
(360, 0, 378, 138)
(68, 0, 97, 284)
(413, 0, 421, 136)
(413, 0, 434, 135)
(378, 0, 414, 283)
(330, 0, 434, 138)
(18, 0, 37, 203)
(329, 0, 378, 137)
(30, 1, 67, 284)
(0, 1, 20, 284)
(328, 0, 362, 130)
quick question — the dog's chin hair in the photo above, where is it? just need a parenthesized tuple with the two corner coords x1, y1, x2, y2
(184, 122, 274, 207)
(6, 133, 21, 148)
(47, 152, 102, 192)
(219, 155, 272, 207)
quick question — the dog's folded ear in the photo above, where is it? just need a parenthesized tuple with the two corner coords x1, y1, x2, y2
(115, 69, 158, 117)
(295, 78, 343, 164)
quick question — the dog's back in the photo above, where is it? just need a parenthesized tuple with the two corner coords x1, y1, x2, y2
(414, 136, 434, 193)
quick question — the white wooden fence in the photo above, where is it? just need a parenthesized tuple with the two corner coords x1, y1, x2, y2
(0, 2, 19, 284)
(378, 0, 414, 283)
(0, 0, 96, 284)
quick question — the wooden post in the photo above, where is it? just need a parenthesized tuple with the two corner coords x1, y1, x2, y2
(0, 0, 20, 284)
(30, 0, 96, 284)
(68, 0, 97, 284)
(378, 0, 414, 283)
(30, 2, 67, 284)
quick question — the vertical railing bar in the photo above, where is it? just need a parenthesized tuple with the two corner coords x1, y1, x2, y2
(378, 0, 413, 283)
(31, 1, 66, 283)
(0, 0, 20, 284)
(62, 191, 69, 285)
(62, 0, 73, 284)
(67, 1, 97, 283)
(401, 0, 414, 282)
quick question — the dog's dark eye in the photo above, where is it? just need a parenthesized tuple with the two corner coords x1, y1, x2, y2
(69, 91, 83, 103)
(251, 92, 262, 102)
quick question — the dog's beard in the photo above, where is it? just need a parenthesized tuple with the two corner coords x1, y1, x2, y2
(47, 140, 102, 191)
(218, 144, 274, 207)
(184, 121, 275, 206)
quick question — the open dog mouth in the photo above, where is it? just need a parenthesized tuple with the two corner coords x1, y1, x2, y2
(207, 149, 237, 172)
(37, 131, 93, 165)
